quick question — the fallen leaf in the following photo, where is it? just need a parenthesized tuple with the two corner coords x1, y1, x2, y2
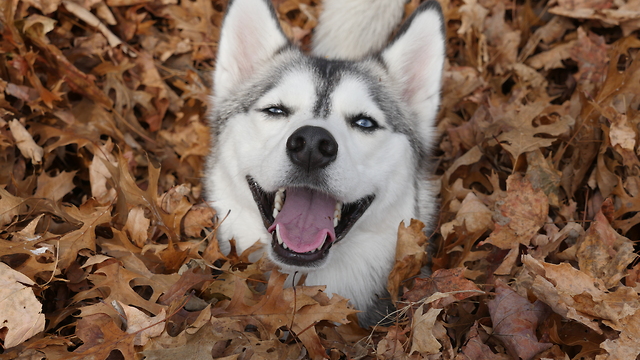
(456, 321, 508, 360)
(34, 170, 76, 202)
(519, 16, 575, 61)
(482, 175, 548, 249)
(457, 0, 489, 37)
(121, 302, 167, 346)
(9, 119, 43, 165)
(487, 280, 552, 360)
(483, 3, 520, 74)
(73, 262, 166, 315)
(20, 0, 62, 14)
(403, 268, 483, 309)
(570, 28, 609, 92)
(525, 150, 562, 207)
(125, 206, 151, 248)
(182, 203, 215, 238)
(89, 139, 118, 204)
(55, 201, 112, 271)
(495, 98, 571, 161)
(576, 199, 636, 288)
(440, 192, 493, 239)
(410, 305, 442, 355)
(523, 255, 640, 334)
(388, 219, 428, 303)
(0, 187, 26, 227)
(74, 313, 136, 359)
(0, 262, 46, 348)
(376, 326, 411, 359)
(223, 269, 356, 359)
(598, 309, 640, 360)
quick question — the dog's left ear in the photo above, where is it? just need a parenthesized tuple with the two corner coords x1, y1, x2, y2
(214, 0, 289, 100)
(382, 1, 445, 142)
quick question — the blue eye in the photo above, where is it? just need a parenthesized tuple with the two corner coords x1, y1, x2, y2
(355, 118, 374, 128)
(262, 106, 288, 116)
(351, 115, 379, 130)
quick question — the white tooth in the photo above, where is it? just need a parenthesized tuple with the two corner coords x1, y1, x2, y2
(274, 188, 285, 212)
(317, 234, 327, 251)
(333, 217, 339, 228)
(282, 242, 288, 250)
(272, 208, 279, 219)
(276, 224, 283, 244)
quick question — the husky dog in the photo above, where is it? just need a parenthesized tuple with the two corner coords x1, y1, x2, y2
(206, 0, 445, 326)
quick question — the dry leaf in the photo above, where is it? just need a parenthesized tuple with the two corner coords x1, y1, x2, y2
(9, 120, 43, 165)
(121, 302, 167, 346)
(488, 281, 552, 360)
(410, 305, 442, 355)
(576, 199, 636, 288)
(441, 192, 493, 238)
(223, 269, 356, 359)
(525, 150, 562, 207)
(73, 262, 166, 315)
(523, 255, 640, 334)
(404, 268, 484, 309)
(34, 171, 76, 202)
(74, 313, 136, 359)
(125, 206, 151, 248)
(388, 219, 428, 303)
(597, 309, 640, 360)
(482, 175, 548, 249)
(0, 262, 46, 348)
(90, 139, 118, 204)
(56, 201, 112, 271)
(456, 321, 509, 360)
(0, 188, 26, 227)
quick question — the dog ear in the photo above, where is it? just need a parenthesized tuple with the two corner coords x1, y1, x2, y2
(213, 0, 289, 100)
(382, 1, 445, 143)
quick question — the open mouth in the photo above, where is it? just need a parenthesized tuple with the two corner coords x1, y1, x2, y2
(247, 176, 375, 266)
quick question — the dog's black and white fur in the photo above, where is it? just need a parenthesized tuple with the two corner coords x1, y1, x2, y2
(206, 0, 444, 326)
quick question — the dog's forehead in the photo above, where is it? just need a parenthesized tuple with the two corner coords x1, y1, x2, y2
(308, 57, 374, 118)
(269, 57, 395, 119)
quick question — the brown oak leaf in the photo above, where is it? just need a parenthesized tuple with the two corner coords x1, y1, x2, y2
(223, 269, 356, 359)
(388, 219, 428, 304)
(481, 175, 548, 249)
(488, 281, 552, 360)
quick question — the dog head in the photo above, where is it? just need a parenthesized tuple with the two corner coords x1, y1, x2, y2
(207, 0, 445, 271)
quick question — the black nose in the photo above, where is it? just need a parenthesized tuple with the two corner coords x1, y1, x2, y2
(286, 126, 338, 170)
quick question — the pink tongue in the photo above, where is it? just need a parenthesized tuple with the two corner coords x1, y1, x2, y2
(267, 188, 336, 253)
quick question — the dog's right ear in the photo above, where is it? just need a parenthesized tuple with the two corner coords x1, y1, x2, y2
(381, 1, 445, 145)
(214, 0, 288, 100)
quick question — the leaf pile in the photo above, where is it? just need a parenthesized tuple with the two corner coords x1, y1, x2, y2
(1, 0, 640, 359)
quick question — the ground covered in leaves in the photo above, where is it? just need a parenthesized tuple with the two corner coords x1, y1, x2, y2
(1, 0, 640, 359)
